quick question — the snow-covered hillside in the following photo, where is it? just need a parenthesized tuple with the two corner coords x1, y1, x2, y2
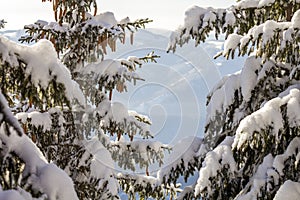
(106, 28, 246, 144)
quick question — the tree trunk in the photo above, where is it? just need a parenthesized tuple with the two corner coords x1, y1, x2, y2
(286, 3, 293, 21)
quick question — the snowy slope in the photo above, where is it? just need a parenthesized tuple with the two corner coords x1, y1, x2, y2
(107, 28, 245, 144)
(0, 29, 25, 42)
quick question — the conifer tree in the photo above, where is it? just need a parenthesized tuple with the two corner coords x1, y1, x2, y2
(0, 1, 171, 199)
(0, 20, 79, 199)
(165, 0, 300, 199)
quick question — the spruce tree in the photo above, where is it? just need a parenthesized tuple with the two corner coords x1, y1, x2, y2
(164, 0, 300, 199)
(0, 1, 171, 199)
(0, 20, 79, 199)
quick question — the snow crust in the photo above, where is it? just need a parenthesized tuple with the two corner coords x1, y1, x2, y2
(183, 6, 208, 33)
(110, 102, 129, 123)
(224, 11, 236, 27)
(236, 0, 259, 9)
(257, 0, 275, 7)
(31, 163, 78, 200)
(92, 12, 118, 27)
(262, 20, 280, 44)
(240, 57, 262, 101)
(274, 180, 300, 200)
(85, 11, 132, 28)
(0, 189, 26, 200)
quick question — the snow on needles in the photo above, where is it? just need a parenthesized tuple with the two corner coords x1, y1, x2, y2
(273, 137, 300, 176)
(236, 154, 274, 200)
(16, 111, 52, 132)
(222, 11, 300, 58)
(233, 85, 300, 150)
(206, 56, 290, 125)
(195, 136, 236, 196)
(206, 71, 240, 123)
(92, 12, 118, 28)
(183, 6, 208, 33)
(223, 33, 242, 56)
(236, 0, 279, 9)
(80, 58, 142, 93)
(83, 137, 119, 196)
(0, 35, 85, 106)
(158, 136, 203, 180)
(0, 126, 78, 200)
(94, 100, 152, 138)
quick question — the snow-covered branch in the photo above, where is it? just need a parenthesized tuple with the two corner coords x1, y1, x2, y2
(0, 35, 85, 109)
(195, 137, 238, 199)
(168, 1, 300, 199)
(80, 100, 153, 139)
(168, 1, 300, 53)
(0, 125, 78, 199)
(117, 173, 181, 200)
(220, 10, 300, 64)
(158, 137, 204, 185)
(77, 56, 149, 100)
(233, 85, 300, 152)
(98, 131, 169, 172)
(118, 173, 161, 199)
(205, 56, 294, 148)
(20, 12, 152, 71)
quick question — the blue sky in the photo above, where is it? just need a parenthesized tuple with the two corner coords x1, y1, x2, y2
(1, 0, 236, 30)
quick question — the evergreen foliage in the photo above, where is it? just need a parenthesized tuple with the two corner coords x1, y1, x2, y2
(167, 0, 300, 199)
(0, 1, 170, 199)
(3, 0, 300, 199)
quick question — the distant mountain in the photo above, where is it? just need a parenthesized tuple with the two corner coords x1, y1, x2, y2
(0, 28, 245, 143)
(108, 28, 246, 143)
(0, 29, 25, 43)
